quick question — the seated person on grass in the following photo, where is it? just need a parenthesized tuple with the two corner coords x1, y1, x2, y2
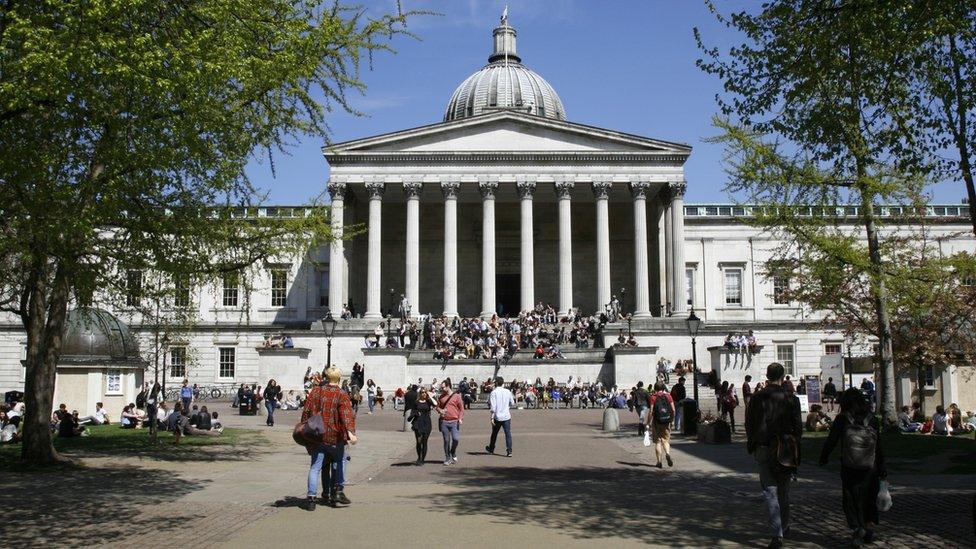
(120, 404, 144, 429)
(59, 410, 86, 438)
(1, 409, 21, 443)
(78, 402, 110, 426)
(804, 404, 831, 432)
(897, 405, 922, 433)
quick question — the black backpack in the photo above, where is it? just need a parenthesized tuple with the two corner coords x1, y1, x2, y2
(842, 413, 877, 470)
(652, 394, 672, 424)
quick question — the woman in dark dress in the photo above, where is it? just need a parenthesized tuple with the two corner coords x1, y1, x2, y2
(408, 389, 435, 465)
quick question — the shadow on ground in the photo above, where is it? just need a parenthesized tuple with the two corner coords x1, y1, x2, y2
(0, 465, 211, 547)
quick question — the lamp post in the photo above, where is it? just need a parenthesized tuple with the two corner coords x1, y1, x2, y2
(845, 333, 854, 390)
(161, 334, 170, 395)
(686, 309, 702, 404)
(388, 288, 395, 317)
(620, 287, 627, 315)
(322, 310, 338, 370)
(626, 313, 633, 338)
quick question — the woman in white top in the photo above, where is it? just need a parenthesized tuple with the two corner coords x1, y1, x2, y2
(366, 380, 378, 414)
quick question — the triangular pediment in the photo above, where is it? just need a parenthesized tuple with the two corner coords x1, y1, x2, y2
(325, 111, 691, 156)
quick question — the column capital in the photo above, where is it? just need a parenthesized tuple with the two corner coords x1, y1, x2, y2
(365, 181, 386, 199)
(554, 180, 575, 199)
(327, 181, 347, 200)
(591, 181, 613, 199)
(440, 181, 461, 199)
(516, 181, 537, 199)
(403, 181, 423, 199)
(629, 181, 652, 199)
(669, 180, 688, 200)
(479, 181, 499, 199)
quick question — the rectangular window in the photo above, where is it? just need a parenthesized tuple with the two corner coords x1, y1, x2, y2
(318, 270, 329, 308)
(125, 270, 142, 307)
(685, 268, 695, 307)
(776, 344, 795, 376)
(270, 268, 288, 307)
(222, 272, 239, 307)
(773, 275, 790, 305)
(824, 343, 843, 356)
(218, 347, 235, 379)
(174, 274, 191, 308)
(724, 268, 742, 305)
(106, 370, 122, 394)
(170, 347, 187, 379)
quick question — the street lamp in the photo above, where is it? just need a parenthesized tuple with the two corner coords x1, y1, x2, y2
(626, 313, 633, 338)
(322, 310, 338, 370)
(844, 332, 854, 390)
(388, 288, 395, 317)
(620, 287, 627, 315)
(685, 309, 702, 404)
(161, 334, 170, 394)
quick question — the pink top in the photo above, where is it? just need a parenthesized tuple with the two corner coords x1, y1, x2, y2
(437, 391, 465, 423)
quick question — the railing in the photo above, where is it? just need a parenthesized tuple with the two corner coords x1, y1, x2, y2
(684, 203, 971, 220)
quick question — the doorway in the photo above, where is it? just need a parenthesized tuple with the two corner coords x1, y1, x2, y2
(496, 274, 520, 316)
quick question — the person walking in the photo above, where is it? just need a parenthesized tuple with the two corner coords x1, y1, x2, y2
(670, 376, 687, 432)
(402, 384, 419, 432)
(485, 376, 515, 457)
(745, 362, 803, 549)
(823, 377, 838, 413)
(645, 381, 675, 468)
(742, 375, 754, 412)
(300, 366, 357, 511)
(633, 381, 650, 437)
(366, 380, 377, 414)
(408, 388, 435, 465)
(435, 378, 464, 465)
(719, 381, 740, 433)
(818, 388, 887, 547)
(264, 379, 281, 427)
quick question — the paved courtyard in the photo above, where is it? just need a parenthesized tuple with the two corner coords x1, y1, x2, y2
(1, 404, 973, 548)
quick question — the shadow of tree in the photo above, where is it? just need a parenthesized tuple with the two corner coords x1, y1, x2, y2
(0, 465, 211, 547)
(414, 465, 826, 547)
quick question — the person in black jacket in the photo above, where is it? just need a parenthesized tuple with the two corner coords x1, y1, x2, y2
(402, 385, 419, 432)
(745, 362, 803, 549)
(264, 379, 282, 427)
(818, 388, 886, 547)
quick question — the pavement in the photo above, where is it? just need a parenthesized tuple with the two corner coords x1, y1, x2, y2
(1, 402, 974, 548)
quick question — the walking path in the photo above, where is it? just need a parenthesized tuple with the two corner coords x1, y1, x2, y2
(1, 404, 973, 548)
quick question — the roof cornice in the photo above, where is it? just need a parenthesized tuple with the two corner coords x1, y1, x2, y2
(326, 150, 689, 166)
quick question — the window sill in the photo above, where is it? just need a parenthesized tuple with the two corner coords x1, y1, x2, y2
(258, 307, 296, 313)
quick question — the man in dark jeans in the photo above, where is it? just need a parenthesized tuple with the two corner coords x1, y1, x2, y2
(633, 381, 650, 437)
(746, 362, 802, 549)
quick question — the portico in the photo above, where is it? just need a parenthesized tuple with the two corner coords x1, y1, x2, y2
(325, 113, 691, 319)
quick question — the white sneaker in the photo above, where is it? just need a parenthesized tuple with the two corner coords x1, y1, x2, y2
(451, 455, 459, 464)
(442, 459, 452, 466)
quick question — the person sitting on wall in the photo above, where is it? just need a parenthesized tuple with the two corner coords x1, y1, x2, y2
(746, 330, 759, 354)
(724, 333, 737, 351)
(282, 334, 294, 348)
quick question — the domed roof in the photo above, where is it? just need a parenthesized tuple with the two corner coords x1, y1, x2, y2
(61, 307, 141, 362)
(444, 13, 566, 122)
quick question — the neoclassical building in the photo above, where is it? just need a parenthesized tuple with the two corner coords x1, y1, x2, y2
(1, 14, 974, 413)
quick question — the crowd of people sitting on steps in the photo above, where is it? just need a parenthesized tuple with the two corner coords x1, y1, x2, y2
(361, 306, 634, 360)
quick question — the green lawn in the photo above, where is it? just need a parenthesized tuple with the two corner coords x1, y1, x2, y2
(802, 430, 976, 474)
(0, 425, 265, 470)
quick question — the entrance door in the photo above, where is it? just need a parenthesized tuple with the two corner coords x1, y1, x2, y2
(496, 274, 520, 316)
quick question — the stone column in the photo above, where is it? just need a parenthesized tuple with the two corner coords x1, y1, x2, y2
(441, 181, 460, 318)
(327, 180, 346, 314)
(555, 181, 575, 316)
(517, 181, 536, 313)
(630, 182, 652, 318)
(592, 181, 612, 313)
(480, 181, 499, 318)
(364, 181, 385, 319)
(670, 181, 688, 314)
(663, 197, 673, 314)
(403, 181, 422, 318)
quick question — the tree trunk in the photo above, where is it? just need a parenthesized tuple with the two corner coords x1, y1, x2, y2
(947, 35, 976, 238)
(861, 201, 898, 427)
(20, 262, 72, 465)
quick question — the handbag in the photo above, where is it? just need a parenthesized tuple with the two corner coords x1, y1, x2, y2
(643, 431, 651, 447)
(773, 433, 800, 474)
(292, 413, 326, 449)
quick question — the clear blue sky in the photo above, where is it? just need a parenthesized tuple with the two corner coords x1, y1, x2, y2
(245, 0, 964, 205)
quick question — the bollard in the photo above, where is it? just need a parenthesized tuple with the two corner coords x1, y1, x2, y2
(602, 407, 620, 432)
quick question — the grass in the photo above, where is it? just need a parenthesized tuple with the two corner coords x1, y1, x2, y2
(802, 430, 976, 474)
(0, 425, 265, 471)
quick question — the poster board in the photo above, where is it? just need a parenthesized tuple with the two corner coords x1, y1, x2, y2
(805, 375, 822, 404)
(820, 355, 845, 391)
(797, 394, 809, 413)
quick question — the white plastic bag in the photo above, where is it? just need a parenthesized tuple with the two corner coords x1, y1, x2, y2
(877, 480, 892, 512)
(643, 431, 651, 447)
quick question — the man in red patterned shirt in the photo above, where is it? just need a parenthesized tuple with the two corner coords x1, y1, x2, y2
(301, 366, 357, 510)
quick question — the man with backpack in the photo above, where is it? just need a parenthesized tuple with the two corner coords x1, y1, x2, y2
(644, 381, 675, 468)
(746, 362, 803, 549)
(818, 388, 886, 547)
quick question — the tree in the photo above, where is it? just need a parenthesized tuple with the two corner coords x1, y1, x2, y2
(696, 1, 925, 426)
(905, 4, 976, 237)
(0, 1, 413, 464)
